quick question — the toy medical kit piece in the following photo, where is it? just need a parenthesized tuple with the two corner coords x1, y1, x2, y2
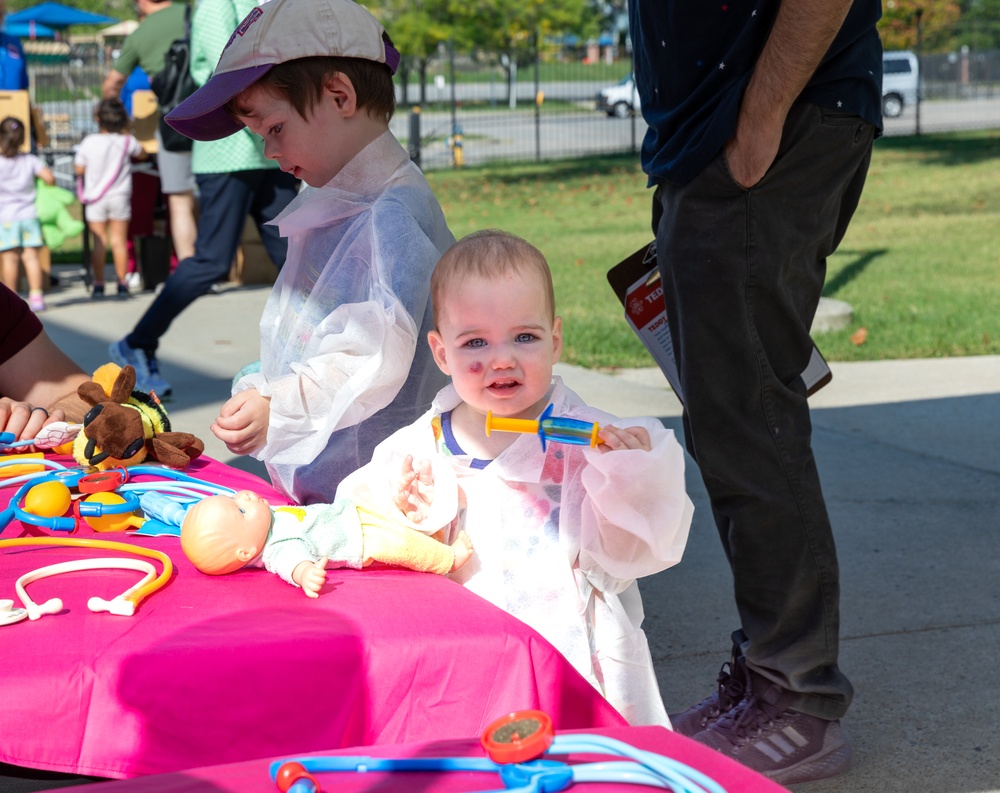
(82, 492, 146, 532)
(0, 469, 143, 534)
(0, 453, 47, 478)
(485, 404, 602, 451)
(138, 491, 192, 529)
(24, 479, 72, 518)
(0, 598, 27, 626)
(0, 537, 173, 618)
(15, 558, 158, 619)
(0, 463, 232, 536)
(0, 422, 83, 451)
(269, 709, 728, 793)
(481, 710, 555, 764)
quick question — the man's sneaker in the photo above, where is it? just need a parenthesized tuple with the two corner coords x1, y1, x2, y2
(693, 673, 851, 785)
(670, 654, 748, 737)
(91, 283, 105, 300)
(108, 339, 172, 398)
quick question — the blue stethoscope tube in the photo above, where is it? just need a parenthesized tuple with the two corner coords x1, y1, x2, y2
(269, 734, 727, 793)
(0, 464, 236, 534)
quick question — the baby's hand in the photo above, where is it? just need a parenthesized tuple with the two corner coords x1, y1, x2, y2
(210, 389, 271, 456)
(293, 557, 328, 598)
(596, 425, 652, 453)
(394, 454, 435, 523)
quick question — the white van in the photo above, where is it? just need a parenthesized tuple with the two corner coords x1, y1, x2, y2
(596, 74, 640, 118)
(882, 50, 919, 118)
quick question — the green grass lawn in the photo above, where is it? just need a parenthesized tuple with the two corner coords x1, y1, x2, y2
(52, 130, 999, 369)
(426, 129, 1000, 369)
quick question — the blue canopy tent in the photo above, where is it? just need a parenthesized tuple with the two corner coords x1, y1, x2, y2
(5, 2, 118, 29)
(1, 21, 57, 38)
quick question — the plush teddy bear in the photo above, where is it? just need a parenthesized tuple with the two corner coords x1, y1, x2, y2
(35, 180, 84, 250)
(72, 363, 204, 470)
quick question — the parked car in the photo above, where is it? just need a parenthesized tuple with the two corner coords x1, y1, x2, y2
(596, 74, 640, 118)
(882, 50, 919, 118)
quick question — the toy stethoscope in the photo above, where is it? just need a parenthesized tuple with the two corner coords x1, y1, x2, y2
(0, 463, 234, 534)
(270, 711, 727, 793)
(0, 537, 173, 622)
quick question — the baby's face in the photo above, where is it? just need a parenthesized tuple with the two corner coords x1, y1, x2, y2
(430, 269, 562, 423)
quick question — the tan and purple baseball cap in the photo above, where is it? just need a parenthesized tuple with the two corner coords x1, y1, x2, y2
(166, 0, 400, 142)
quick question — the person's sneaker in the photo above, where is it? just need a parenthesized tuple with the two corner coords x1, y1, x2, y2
(91, 283, 105, 299)
(670, 653, 749, 737)
(28, 294, 46, 313)
(693, 673, 851, 785)
(116, 281, 130, 299)
(108, 339, 172, 398)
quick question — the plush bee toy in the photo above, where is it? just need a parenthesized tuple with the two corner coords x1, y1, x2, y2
(72, 363, 204, 470)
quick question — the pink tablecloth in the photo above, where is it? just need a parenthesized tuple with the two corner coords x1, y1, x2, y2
(0, 456, 626, 779)
(70, 726, 791, 793)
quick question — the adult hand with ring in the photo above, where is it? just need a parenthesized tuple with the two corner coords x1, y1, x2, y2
(0, 399, 64, 448)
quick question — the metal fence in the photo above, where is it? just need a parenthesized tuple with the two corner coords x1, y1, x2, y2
(26, 45, 1000, 178)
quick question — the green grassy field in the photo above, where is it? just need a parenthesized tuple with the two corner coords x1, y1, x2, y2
(52, 129, 999, 369)
(426, 129, 1000, 369)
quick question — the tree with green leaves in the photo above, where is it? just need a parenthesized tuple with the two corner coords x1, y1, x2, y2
(372, 0, 454, 105)
(878, 0, 962, 51)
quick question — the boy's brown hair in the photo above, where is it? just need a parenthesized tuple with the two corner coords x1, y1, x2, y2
(225, 55, 395, 125)
(431, 230, 556, 329)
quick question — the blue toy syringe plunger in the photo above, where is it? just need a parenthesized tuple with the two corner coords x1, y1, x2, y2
(485, 404, 601, 451)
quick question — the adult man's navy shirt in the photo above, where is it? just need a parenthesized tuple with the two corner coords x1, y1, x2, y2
(629, 0, 883, 186)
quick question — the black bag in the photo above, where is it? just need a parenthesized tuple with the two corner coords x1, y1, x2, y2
(150, 4, 197, 152)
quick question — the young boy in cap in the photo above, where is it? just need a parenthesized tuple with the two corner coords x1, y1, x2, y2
(166, 0, 455, 504)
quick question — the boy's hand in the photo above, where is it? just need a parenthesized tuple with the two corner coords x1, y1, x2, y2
(394, 454, 435, 523)
(596, 425, 652, 453)
(211, 389, 271, 456)
(292, 557, 328, 598)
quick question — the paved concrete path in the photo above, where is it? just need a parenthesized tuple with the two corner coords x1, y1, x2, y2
(37, 271, 1000, 792)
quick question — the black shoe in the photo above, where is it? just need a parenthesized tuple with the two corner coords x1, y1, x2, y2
(694, 673, 851, 785)
(670, 642, 748, 737)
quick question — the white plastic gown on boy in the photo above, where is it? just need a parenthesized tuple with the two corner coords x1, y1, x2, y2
(234, 133, 453, 503)
(338, 377, 695, 726)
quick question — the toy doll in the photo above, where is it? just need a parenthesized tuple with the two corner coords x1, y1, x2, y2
(180, 489, 472, 598)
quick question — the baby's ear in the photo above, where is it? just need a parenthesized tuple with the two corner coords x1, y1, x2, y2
(427, 330, 450, 375)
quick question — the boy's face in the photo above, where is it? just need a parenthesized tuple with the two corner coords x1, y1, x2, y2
(236, 83, 351, 187)
(428, 268, 562, 422)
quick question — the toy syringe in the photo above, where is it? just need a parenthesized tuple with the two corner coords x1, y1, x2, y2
(485, 404, 602, 451)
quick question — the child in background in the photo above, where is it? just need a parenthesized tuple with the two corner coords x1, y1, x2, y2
(0, 117, 55, 312)
(338, 230, 695, 727)
(74, 98, 147, 299)
(165, 0, 454, 504)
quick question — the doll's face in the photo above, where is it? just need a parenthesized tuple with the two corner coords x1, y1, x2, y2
(195, 491, 273, 561)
